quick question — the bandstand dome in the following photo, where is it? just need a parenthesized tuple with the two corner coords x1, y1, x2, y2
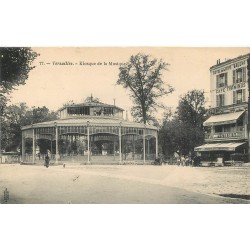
(21, 98, 158, 165)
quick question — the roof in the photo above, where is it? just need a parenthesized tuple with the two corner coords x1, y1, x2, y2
(194, 142, 246, 152)
(203, 111, 245, 126)
(22, 116, 157, 130)
(58, 101, 124, 111)
(210, 53, 250, 70)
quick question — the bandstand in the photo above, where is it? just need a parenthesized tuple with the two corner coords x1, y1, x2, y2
(21, 99, 158, 165)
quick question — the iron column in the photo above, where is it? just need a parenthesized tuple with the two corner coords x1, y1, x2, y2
(87, 121, 90, 164)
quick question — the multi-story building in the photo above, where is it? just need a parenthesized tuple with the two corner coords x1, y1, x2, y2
(195, 53, 250, 166)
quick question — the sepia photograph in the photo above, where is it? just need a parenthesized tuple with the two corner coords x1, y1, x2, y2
(0, 47, 249, 204)
(1, 1, 250, 250)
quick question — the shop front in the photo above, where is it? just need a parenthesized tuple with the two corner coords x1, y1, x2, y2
(194, 142, 247, 166)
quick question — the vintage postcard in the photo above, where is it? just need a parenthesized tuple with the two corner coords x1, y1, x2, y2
(0, 47, 250, 204)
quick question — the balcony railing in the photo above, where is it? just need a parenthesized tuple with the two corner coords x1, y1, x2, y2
(205, 130, 246, 140)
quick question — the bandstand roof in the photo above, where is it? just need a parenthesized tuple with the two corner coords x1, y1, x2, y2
(58, 101, 124, 112)
(22, 117, 157, 130)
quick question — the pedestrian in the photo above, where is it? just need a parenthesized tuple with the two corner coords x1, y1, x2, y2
(177, 157, 180, 166)
(181, 155, 185, 166)
(191, 158, 194, 167)
(47, 149, 51, 159)
(44, 149, 51, 168)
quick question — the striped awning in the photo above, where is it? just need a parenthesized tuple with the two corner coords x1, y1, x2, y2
(203, 111, 245, 126)
(194, 142, 246, 152)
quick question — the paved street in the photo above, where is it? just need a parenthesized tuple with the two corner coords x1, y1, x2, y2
(0, 164, 249, 204)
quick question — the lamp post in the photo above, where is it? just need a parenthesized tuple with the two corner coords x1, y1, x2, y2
(55, 122, 59, 164)
(87, 121, 90, 164)
(32, 125, 35, 164)
(119, 121, 122, 164)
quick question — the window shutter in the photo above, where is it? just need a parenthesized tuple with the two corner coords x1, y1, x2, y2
(216, 95, 219, 107)
(233, 70, 236, 84)
(222, 94, 225, 106)
(225, 73, 227, 85)
(216, 75, 219, 88)
(233, 91, 236, 104)
(243, 67, 246, 82)
(242, 89, 246, 102)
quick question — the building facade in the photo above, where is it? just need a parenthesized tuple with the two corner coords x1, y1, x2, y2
(195, 53, 250, 166)
(21, 98, 158, 165)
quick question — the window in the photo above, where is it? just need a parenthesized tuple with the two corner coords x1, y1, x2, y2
(233, 89, 246, 104)
(67, 106, 90, 115)
(216, 73, 227, 88)
(233, 67, 246, 83)
(216, 94, 225, 107)
(103, 107, 114, 116)
(215, 125, 223, 133)
(223, 124, 231, 132)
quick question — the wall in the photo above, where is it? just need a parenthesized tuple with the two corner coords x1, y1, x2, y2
(210, 55, 249, 109)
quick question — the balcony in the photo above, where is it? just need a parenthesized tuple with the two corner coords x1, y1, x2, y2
(205, 128, 246, 141)
(235, 78, 242, 83)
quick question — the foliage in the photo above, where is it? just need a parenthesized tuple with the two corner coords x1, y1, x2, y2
(177, 89, 206, 127)
(159, 90, 207, 157)
(0, 47, 38, 108)
(37, 139, 53, 155)
(117, 53, 174, 124)
(2, 103, 58, 152)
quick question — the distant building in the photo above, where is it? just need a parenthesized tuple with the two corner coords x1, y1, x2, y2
(195, 54, 250, 166)
(21, 97, 158, 165)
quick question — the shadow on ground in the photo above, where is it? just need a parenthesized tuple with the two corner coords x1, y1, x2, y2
(218, 194, 250, 200)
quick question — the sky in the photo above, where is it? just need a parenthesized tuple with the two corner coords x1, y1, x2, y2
(10, 47, 250, 119)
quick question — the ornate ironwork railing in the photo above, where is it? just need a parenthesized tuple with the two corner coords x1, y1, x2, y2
(205, 130, 246, 140)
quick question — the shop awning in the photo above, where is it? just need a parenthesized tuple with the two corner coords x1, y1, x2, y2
(203, 111, 245, 126)
(194, 142, 246, 152)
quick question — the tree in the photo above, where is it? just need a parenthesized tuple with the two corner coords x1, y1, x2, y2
(117, 53, 174, 124)
(176, 90, 207, 156)
(0, 47, 38, 107)
(159, 89, 207, 158)
(29, 106, 58, 124)
(177, 89, 206, 127)
(159, 111, 192, 157)
(3, 103, 29, 151)
(3, 103, 58, 152)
